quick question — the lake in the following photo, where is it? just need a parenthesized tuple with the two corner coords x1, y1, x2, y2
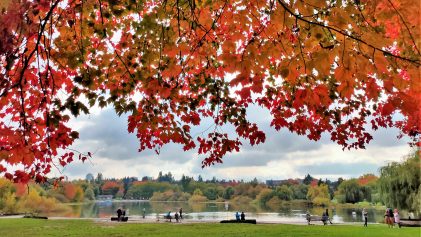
(49, 200, 404, 224)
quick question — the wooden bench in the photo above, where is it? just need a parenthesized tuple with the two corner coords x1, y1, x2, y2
(23, 215, 48, 219)
(157, 214, 173, 222)
(110, 216, 128, 222)
(220, 219, 257, 224)
(398, 219, 421, 227)
(306, 215, 331, 225)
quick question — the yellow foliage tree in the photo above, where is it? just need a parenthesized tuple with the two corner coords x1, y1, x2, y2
(307, 184, 330, 206)
(20, 188, 58, 215)
(2, 192, 17, 214)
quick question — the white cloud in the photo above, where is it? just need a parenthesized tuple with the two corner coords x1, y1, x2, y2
(58, 106, 412, 181)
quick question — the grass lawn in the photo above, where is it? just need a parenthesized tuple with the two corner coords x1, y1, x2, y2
(0, 219, 419, 237)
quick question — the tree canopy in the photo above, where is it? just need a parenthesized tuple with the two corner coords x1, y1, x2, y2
(0, 0, 420, 182)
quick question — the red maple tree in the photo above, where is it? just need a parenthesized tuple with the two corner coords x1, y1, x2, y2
(0, 0, 419, 182)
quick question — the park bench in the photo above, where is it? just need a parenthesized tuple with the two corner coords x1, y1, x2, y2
(220, 219, 257, 224)
(398, 219, 421, 228)
(306, 215, 331, 225)
(163, 214, 172, 222)
(156, 214, 174, 222)
(23, 215, 48, 219)
(110, 216, 128, 222)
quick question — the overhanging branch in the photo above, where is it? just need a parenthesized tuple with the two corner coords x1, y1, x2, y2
(277, 0, 421, 67)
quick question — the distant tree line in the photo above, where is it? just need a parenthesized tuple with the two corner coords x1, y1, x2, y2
(0, 151, 419, 215)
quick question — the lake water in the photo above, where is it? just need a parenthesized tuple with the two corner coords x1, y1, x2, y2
(50, 201, 402, 224)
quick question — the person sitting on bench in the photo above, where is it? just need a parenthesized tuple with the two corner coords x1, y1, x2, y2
(166, 211, 172, 222)
(117, 208, 122, 221)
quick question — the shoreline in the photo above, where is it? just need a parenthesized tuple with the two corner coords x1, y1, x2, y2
(0, 214, 379, 226)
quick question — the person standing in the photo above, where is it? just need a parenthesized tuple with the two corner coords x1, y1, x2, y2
(240, 212, 245, 221)
(179, 208, 183, 219)
(142, 208, 146, 219)
(362, 208, 368, 227)
(388, 208, 394, 228)
(384, 208, 393, 228)
(235, 212, 240, 221)
(393, 209, 400, 227)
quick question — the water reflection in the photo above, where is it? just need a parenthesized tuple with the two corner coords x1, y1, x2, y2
(57, 201, 401, 223)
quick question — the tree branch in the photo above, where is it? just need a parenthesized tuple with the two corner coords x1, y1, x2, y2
(386, 0, 420, 56)
(276, 0, 420, 66)
(1, 0, 61, 98)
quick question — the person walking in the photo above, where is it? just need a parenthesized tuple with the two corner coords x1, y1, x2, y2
(362, 208, 368, 227)
(384, 208, 393, 228)
(306, 211, 311, 225)
(322, 212, 328, 225)
(325, 208, 333, 224)
(179, 208, 183, 219)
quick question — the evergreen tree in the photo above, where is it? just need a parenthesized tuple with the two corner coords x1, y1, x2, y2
(303, 174, 313, 185)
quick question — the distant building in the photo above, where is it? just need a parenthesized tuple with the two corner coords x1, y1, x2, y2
(141, 176, 153, 181)
(86, 173, 94, 182)
(97, 195, 113, 200)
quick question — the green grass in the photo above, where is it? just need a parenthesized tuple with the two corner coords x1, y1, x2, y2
(0, 219, 419, 237)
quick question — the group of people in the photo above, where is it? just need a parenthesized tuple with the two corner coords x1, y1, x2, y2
(235, 212, 246, 221)
(165, 208, 183, 222)
(384, 208, 400, 228)
(363, 207, 400, 227)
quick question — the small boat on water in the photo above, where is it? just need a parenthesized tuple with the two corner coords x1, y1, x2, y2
(398, 219, 421, 227)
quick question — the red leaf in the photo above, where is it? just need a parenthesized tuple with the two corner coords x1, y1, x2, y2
(59, 160, 67, 167)
(4, 173, 13, 180)
(381, 102, 394, 116)
(0, 164, 6, 173)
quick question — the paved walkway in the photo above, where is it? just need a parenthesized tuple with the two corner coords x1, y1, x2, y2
(0, 215, 377, 226)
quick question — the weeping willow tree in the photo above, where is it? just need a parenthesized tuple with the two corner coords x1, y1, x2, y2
(378, 150, 421, 215)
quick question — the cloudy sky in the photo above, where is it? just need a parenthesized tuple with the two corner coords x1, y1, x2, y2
(58, 104, 412, 182)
